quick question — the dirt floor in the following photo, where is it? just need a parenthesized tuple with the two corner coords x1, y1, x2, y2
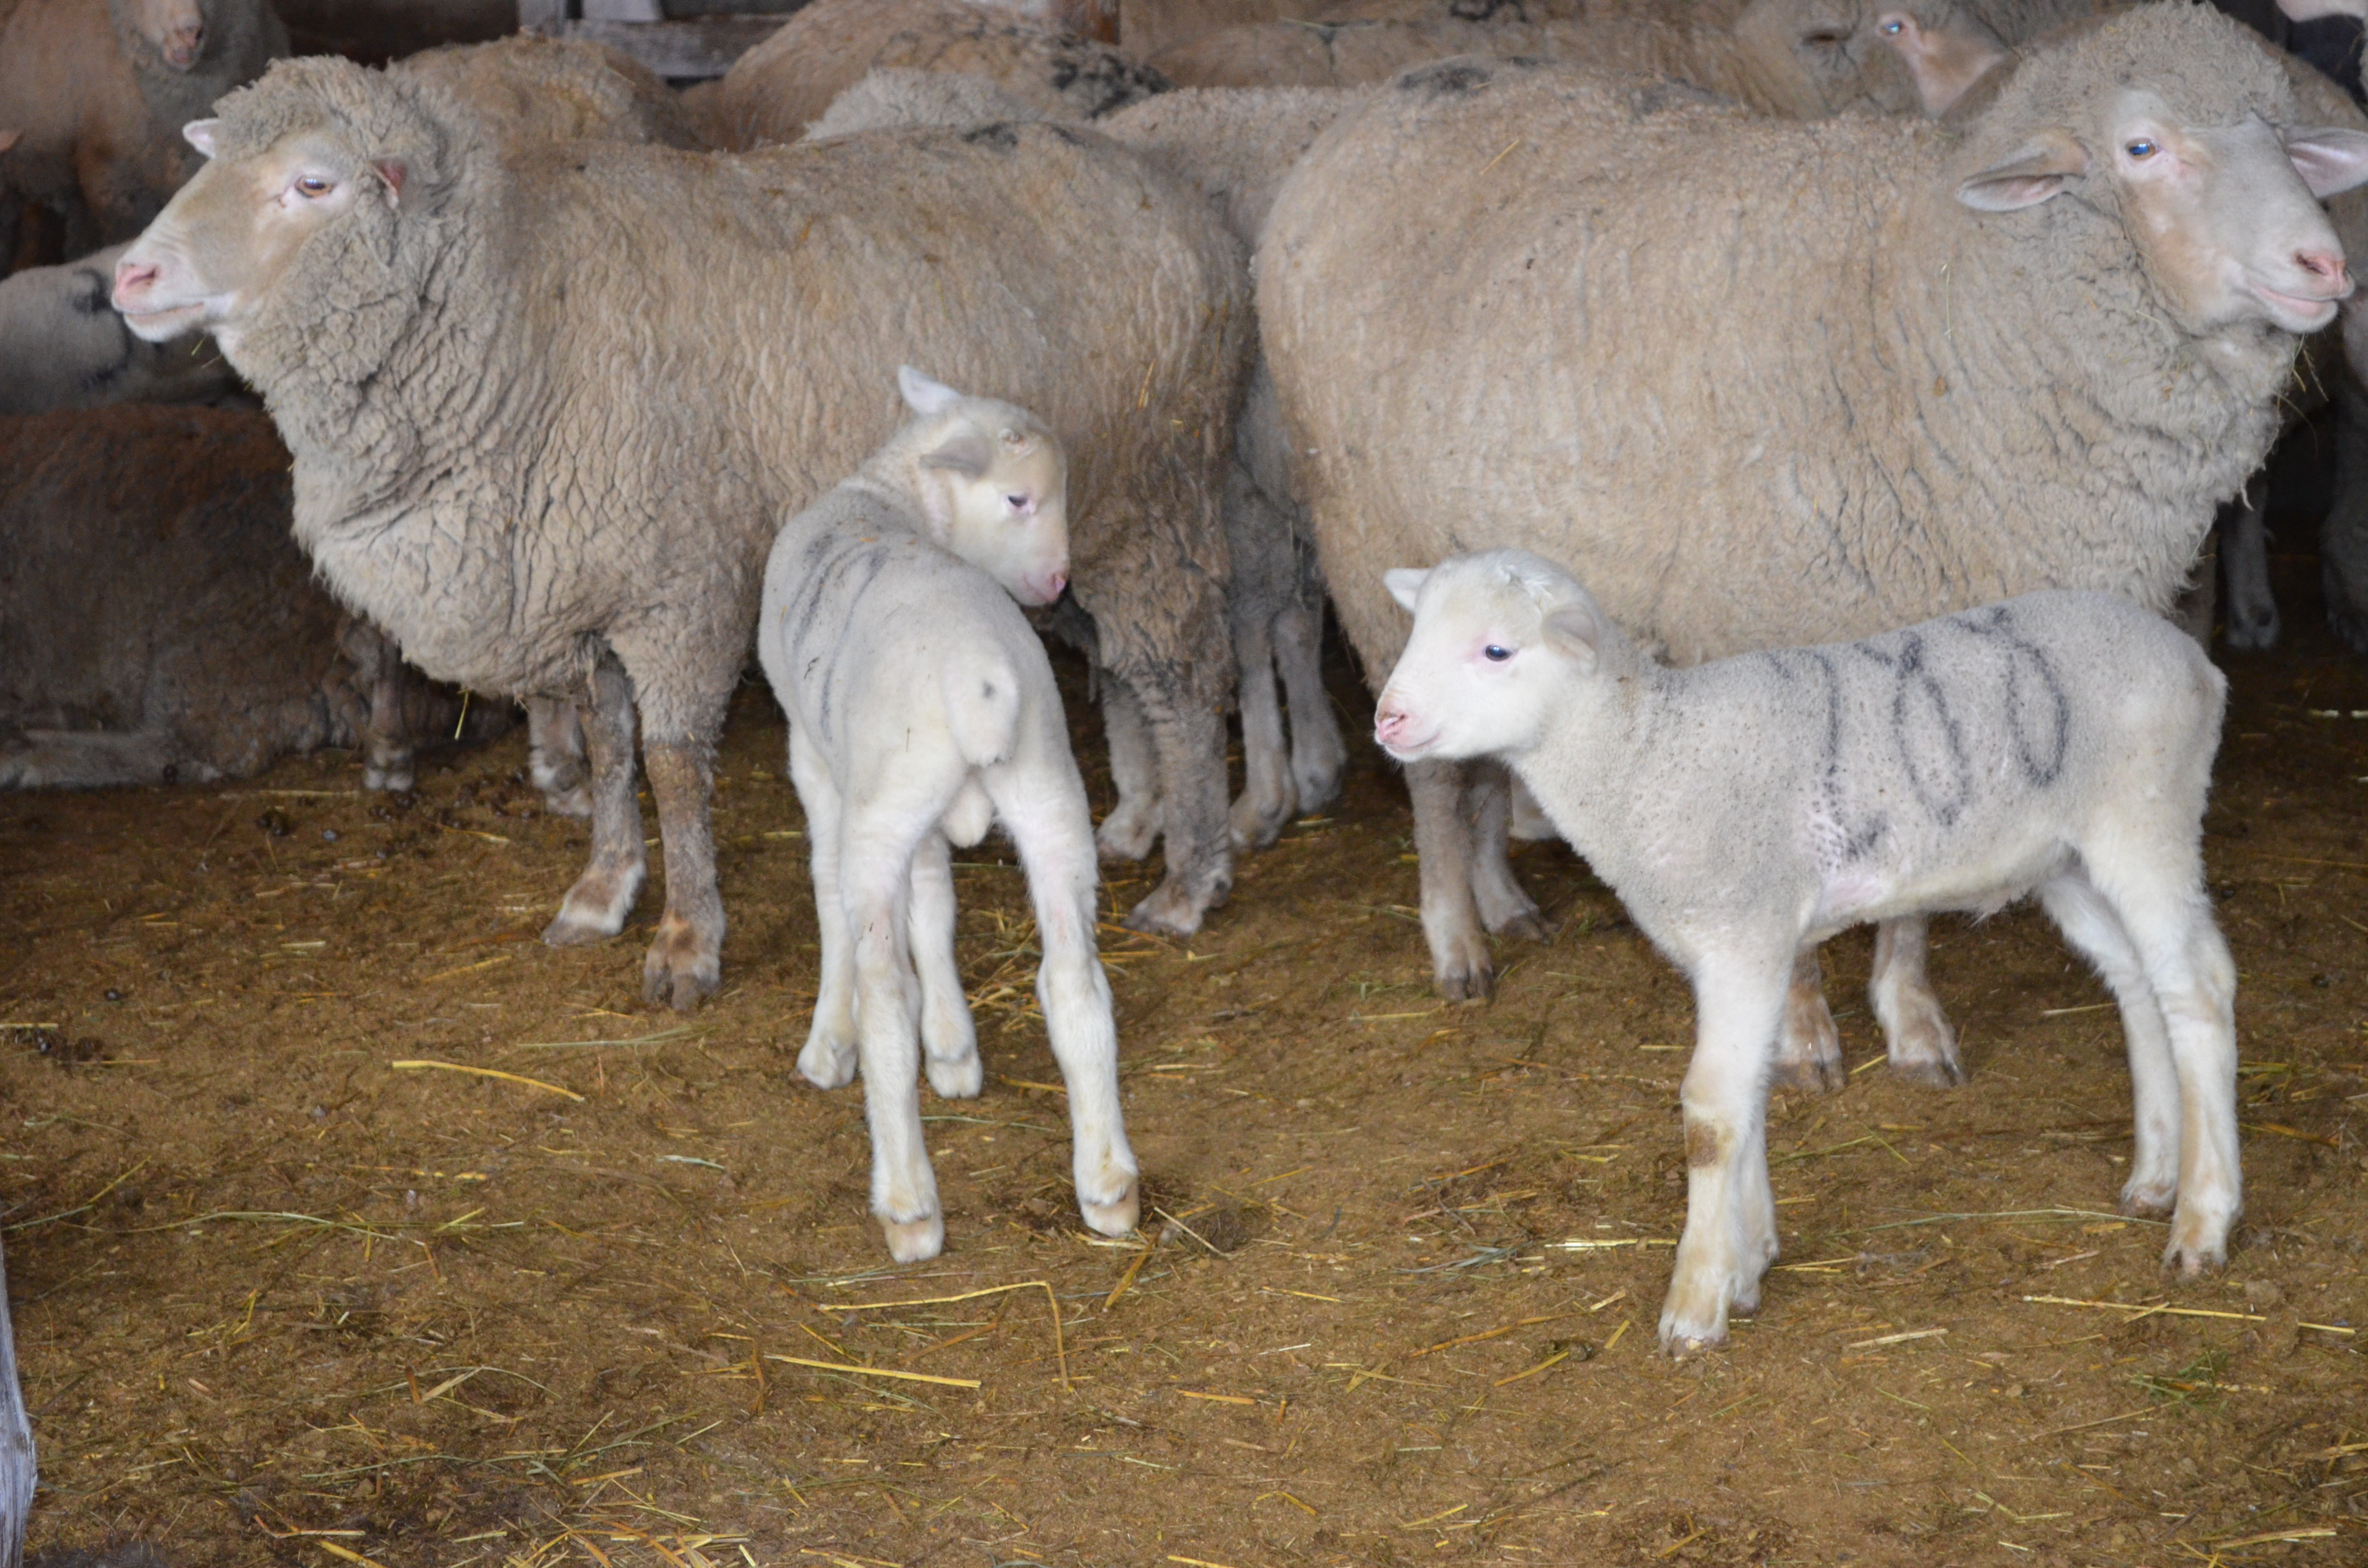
(2, 544, 2365, 1568)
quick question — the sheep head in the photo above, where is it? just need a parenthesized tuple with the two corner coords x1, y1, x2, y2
(1950, 4, 2368, 340)
(110, 0, 209, 72)
(1376, 550, 1620, 765)
(897, 367, 1072, 609)
(1728, 0, 1994, 118)
(111, 58, 460, 384)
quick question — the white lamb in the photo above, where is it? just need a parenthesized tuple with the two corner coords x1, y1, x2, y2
(755, 368, 1140, 1263)
(1375, 550, 2239, 1353)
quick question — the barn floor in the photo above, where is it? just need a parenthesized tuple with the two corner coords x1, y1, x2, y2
(2, 556, 2364, 1568)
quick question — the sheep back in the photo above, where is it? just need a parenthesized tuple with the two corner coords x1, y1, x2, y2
(396, 35, 705, 150)
(697, 0, 1171, 151)
(1260, 48, 2302, 687)
(1099, 84, 1367, 244)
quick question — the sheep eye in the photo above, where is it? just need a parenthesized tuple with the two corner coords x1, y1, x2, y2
(1006, 493, 1030, 511)
(1877, 17, 1902, 36)
(1802, 28, 1847, 47)
(1483, 644, 1513, 662)
(295, 175, 333, 198)
(2124, 139, 2157, 160)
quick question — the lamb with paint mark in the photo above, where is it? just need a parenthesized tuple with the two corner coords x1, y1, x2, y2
(1375, 550, 2240, 1352)
(756, 369, 1138, 1264)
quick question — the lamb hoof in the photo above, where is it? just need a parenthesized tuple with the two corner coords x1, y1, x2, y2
(1080, 1178, 1140, 1238)
(543, 908, 619, 947)
(1227, 791, 1290, 853)
(2163, 1213, 2232, 1278)
(641, 919, 720, 1012)
(1891, 1055, 1966, 1090)
(1292, 758, 1343, 818)
(925, 1049, 983, 1099)
(1774, 988, 1844, 1094)
(881, 1213, 945, 1263)
(1096, 807, 1159, 862)
(1768, 1051, 1843, 1096)
(798, 1033, 856, 1090)
(1123, 882, 1209, 940)
(542, 783, 593, 819)
(1488, 908, 1549, 943)
(1656, 1308, 1728, 1358)
(2119, 1176, 2176, 1219)
(363, 762, 414, 793)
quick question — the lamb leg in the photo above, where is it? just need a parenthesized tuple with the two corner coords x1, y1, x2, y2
(1408, 758, 1495, 1001)
(1871, 916, 1965, 1087)
(543, 649, 646, 946)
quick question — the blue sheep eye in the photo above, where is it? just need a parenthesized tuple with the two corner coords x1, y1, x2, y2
(1878, 18, 1902, 35)
(1483, 644, 1513, 662)
(2125, 139, 2157, 159)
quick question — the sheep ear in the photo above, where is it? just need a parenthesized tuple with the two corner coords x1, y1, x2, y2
(183, 119, 219, 157)
(1542, 599, 1602, 673)
(373, 158, 407, 208)
(2287, 128, 2368, 199)
(1956, 131, 2088, 212)
(921, 428, 993, 478)
(899, 365, 963, 416)
(1384, 567, 1430, 612)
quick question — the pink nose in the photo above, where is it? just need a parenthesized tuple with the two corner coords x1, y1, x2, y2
(1374, 701, 1412, 746)
(167, 22, 204, 62)
(2296, 247, 2351, 294)
(111, 258, 159, 309)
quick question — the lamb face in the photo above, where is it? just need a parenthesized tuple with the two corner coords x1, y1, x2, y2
(1731, 0, 1972, 117)
(111, 110, 409, 355)
(1870, 4, 2007, 114)
(1953, 29, 2368, 338)
(895, 367, 1071, 607)
(1374, 555, 1601, 764)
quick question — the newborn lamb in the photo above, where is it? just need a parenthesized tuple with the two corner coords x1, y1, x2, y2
(1375, 550, 2238, 1352)
(756, 368, 1139, 1262)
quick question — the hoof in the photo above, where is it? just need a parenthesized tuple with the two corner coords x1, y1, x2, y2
(1657, 1315, 1727, 1358)
(1768, 1054, 1843, 1095)
(1773, 987, 1844, 1094)
(363, 763, 414, 793)
(2119, 1176, 2177, 1219)
(1081, 1178, 1140, 1238)
(641, 918, 720, 1012)
(798, 1032, 856, 1090)
(1891, 1055, 1966, 1089)
(882, 1213, 945, 1263)
(1096, 808, 1159, 863)
(542, 784, 593, 819)
(1123, 880, 1213, 940)
(1489, 908, 1549, 943)
(925, 1049, 984, 1099)
(1436, 958, 1496, 1004)
(543, 909, 620, 947)
(1227, 792, 1290, 853)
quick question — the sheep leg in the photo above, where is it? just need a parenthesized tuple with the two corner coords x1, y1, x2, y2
(1228, 598, 1296, 852)
(2218, 501, 2278, 651)
(1095, 676, 1163, 862)
(910, 831, 982, 1099)
(2062, 865, 2241, 1275)
(0, 730, 186, 789)
(640, 739, 725, 1011)
(1467, 762, 1544, 941)
(0, 1235, 33, 1568)
(1870, 917, 1964, 1088)
(1770, 945, 1845, 1094)
(338, 620, 416, 792)
(2322, 377, 2368, 655)
(1274, 600, 1346, 815)
(844, 821, 944, 1262)
(527, 696, 592, 819)
(1118, 670, 1233, 938)
(1408, 759, 1495, 1001)
(2037, 875, 2182, 1218)
(1660, 952, 1787, 1354)
(543, 652, 646, 947)
(994, 761, 1139, 1237)
(789, 726, 859, 1090)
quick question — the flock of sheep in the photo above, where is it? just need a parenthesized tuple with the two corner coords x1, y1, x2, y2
(7, 0, 2368, 1556)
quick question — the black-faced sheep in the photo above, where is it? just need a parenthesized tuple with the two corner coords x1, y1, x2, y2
(760, 369, 1136, 1262)
(1259, 8, 2368, 1067)
(1378, 551, 2238, 1350)
(112, 58, 1251, 1010)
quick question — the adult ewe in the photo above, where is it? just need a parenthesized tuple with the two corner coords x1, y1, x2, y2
(0, 406, 496, 790)
(0, 0, 285, 267)
(1151, 0, 1998, 116)
(1260, 8, 2368, 1071)
(690, 0, 1168, 151)
(112, 59, 1249, 1008)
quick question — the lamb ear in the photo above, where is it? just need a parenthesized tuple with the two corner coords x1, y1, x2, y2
(1956, 130, 2089, 212)
(899, 365, 963, 416)
(2287, 127, 2368, 198)
(921, 428, 993, 478)
(1541, 599, 1602, 673)
(1383, 567, 1430, 612)
(183, 119, 219, 157)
